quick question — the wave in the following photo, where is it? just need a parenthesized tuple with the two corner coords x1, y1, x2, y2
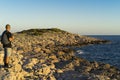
(76, 50, 84, 54)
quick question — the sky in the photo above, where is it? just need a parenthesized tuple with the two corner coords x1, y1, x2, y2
(0, 0, 120, 35)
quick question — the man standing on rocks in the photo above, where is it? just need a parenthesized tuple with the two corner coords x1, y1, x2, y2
(1, 24, 14, 68)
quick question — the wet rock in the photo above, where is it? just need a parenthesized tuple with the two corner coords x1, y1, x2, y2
(93, 61, 99, 68)
(84, 66, 92, 72)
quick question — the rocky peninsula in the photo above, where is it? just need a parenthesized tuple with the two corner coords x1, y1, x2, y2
(0, 28, 120, 80)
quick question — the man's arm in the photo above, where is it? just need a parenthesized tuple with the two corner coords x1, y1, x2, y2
(8, 32, 14, 41)
(9, 36, 14, 41)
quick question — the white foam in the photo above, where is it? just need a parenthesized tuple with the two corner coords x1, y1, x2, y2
(76, 50, 84, 54)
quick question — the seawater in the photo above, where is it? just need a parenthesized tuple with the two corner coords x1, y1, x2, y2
(75, 35, 120, 69)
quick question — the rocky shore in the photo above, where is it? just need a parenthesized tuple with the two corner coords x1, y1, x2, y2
(0, 28, 119, 80)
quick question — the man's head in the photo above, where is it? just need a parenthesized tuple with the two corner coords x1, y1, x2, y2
(5, 24, 11, 31)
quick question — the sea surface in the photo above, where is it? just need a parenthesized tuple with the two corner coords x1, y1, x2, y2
(75, 35, 120, 69)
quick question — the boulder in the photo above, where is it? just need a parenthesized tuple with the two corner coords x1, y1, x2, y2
(56, 69, 63, 73)
(33, 47, 41, 53)
(57, 51, 65, 56)
(103, 64, 111, 69)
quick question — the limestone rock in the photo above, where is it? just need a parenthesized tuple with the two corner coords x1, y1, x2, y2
(36, 64, 51, 76)
(57, 51, 65, 56)
(33, 47, 41, 53)
(25, 58, 38, 69)
(103, 64, 111, 69)
(57, 69, 63, 73)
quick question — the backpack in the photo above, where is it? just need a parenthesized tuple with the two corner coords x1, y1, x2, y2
(1, 31, 10, 45)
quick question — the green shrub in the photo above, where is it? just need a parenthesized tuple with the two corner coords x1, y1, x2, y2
(18, 28, 66, 36)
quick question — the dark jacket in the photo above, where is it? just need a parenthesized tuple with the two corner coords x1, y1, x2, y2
(1, 30, 12, 48)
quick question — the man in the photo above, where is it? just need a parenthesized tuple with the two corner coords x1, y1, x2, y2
(1, 24, 14, 68)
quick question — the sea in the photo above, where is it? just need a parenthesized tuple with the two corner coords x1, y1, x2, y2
(75, 35, 120, 69)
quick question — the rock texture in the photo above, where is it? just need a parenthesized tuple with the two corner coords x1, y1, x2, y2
(0, 28, 119, 80)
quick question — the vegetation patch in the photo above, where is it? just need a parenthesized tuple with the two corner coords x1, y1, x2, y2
(18, 28, 66, 36)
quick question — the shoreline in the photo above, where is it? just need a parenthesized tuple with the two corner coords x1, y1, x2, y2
(0, 28, 120, 80)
